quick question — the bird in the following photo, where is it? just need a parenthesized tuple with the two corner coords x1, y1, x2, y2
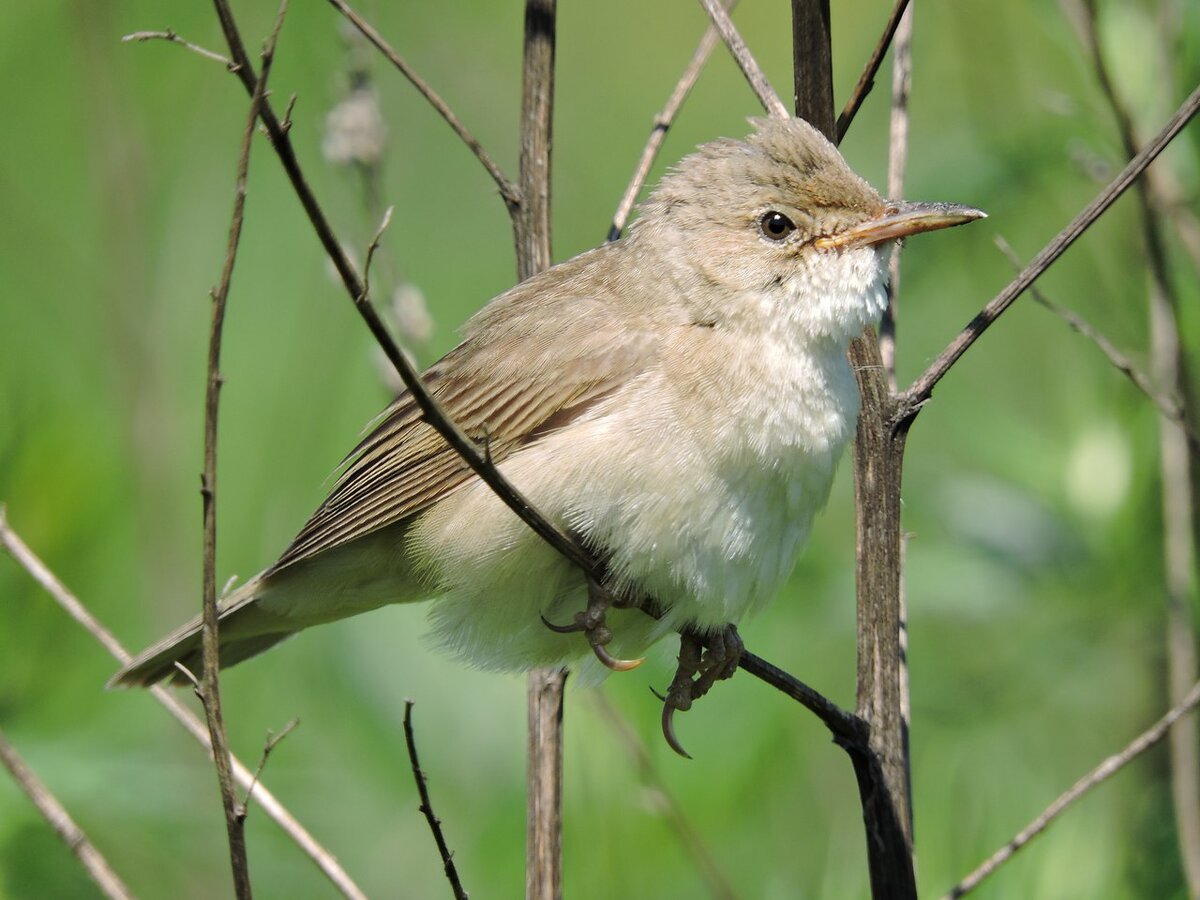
(111, 116, 983, 754)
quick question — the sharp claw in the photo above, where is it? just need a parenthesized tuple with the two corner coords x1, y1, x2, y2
(592, 641, 644, 672)
(661, 702, 692, 759)
(649, 685, 667, 702)
(540, 613, 583, 634)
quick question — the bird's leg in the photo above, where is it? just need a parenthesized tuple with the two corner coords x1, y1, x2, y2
(660, 623, 743, 758)
(541, 576, 644, 672)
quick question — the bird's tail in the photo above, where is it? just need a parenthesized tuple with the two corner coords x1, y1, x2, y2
(108, 578, 291, 688)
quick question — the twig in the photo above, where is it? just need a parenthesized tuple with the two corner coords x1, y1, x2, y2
(0, 509, 367, 900)
(244, 719, 300, 817)
(697, 0, 789, 119)
(607, 0, 737, 242)
(210, 0, 599, 598)
(121, 29, 233, 67)
(879, 1, 912, 393)
(994, 235, 1199, 454)
(402, 702, 468, 900)
(360, 205, 394, 302)
(902, 80, 1200, 414)
(834, 0, 910, 143)
(943, 678, 1200, 899)
(325, 0, 520, 213)
(0, 728, 134, 900)
(197, 7, 289, 895)
(591, 694, 738, 900)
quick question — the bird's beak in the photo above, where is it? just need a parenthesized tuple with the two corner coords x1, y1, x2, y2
(815, 201, 986, 250)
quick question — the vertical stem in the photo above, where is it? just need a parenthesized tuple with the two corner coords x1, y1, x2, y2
(791, 2, 917, 895)
(515, 2, 562, 899)
(790, 0, 834, 137)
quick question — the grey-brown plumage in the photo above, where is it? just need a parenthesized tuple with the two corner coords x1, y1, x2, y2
(111, 117, 981, 689)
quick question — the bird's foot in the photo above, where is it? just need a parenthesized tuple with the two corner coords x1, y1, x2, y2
(541, 577, 644, 672)
(659, 623, 743, 758)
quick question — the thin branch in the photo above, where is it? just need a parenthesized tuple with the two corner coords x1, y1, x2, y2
(697, 0, 789, 119)
(325, 0, 520, 213)
(121, 29, 233, 67)
(943, 678, 1200, 899)
(902, 80, 1200, 414)
(835, 0, 910, 142)
(607, 0, 737, 242)
(0, 728, 134, 900)
(879, 1, 913, 391)
(244, 718, 300, 817)
(197, 7, 288, 895)
(591, 694, 737, 900)
(994, 235, 1200, 455)
(210, 0, 598, 597)
(0, 509, 367, 900)
(361, 205, 394, 302)
(403, 702, 469, 900)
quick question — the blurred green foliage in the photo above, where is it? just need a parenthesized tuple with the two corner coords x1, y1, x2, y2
(1, 0, 1198, 897)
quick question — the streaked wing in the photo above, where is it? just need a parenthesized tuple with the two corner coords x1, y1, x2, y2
(270, 291, 660, 573)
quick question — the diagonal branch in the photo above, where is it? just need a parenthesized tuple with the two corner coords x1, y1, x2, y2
(902, 80, 1200, 414)
(403, 702, 468, 900)
(0, 509, 367, 900)
(835, 0, 910, 142)
(697, 0, 789, 118)
(197, 6, 288, 894)
(121, 29, 233, 67)
(943, 678, 1200, 899)
(608, 0, 737, 242)
(325, 0, 520, 214)
(0, 728, 134, 900)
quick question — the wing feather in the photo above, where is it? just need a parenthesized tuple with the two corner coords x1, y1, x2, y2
(269, 282, 663, 574)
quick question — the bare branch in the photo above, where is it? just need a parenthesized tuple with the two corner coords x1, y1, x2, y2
(879, 1, 913, 390)
(697, 0, 789, 119)
(902, 80, 1200, 414)
(244, 718, 300, 818)
(943, 678, 1200, 899)
(325, 0, 520, 212)
(608, 0, 737, 242)
(0, 509, 367, 900)
(197, 7, 289, 894)
(121, 29, 233, 67)
(402, 702, 468, 900)
(0, 728, 134, 900)
(360, 205, 395, 303)
(835, 0, 910, 142)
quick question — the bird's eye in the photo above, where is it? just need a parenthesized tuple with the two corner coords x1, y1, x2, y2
(759, 211, 796, 242)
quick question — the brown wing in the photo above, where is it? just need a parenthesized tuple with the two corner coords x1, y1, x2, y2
(269, 288, 661, 573)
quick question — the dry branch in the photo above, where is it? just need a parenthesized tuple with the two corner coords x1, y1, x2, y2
(325, 0, 520, 212)
(0, 510, 367, 900)
(608, 0, 737, 241)
(698, 0, 788, 118)
(943, 678, 1200, 899)
(196, 7, 288, 894)
(403, 702, 468, 900)
(0, 728, 134, 900)
(903, 80, 1200, 412)
(835, 0, 910, 142)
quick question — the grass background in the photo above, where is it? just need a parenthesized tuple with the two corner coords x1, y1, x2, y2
(1, 0, 1198, 896)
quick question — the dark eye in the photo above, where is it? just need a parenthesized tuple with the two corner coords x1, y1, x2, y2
(759, 211, 796, 242)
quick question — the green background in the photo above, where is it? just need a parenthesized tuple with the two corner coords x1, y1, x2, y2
(1, 0, 1198, 897)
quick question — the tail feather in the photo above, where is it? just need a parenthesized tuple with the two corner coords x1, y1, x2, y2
(108, 579, 293, 688)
